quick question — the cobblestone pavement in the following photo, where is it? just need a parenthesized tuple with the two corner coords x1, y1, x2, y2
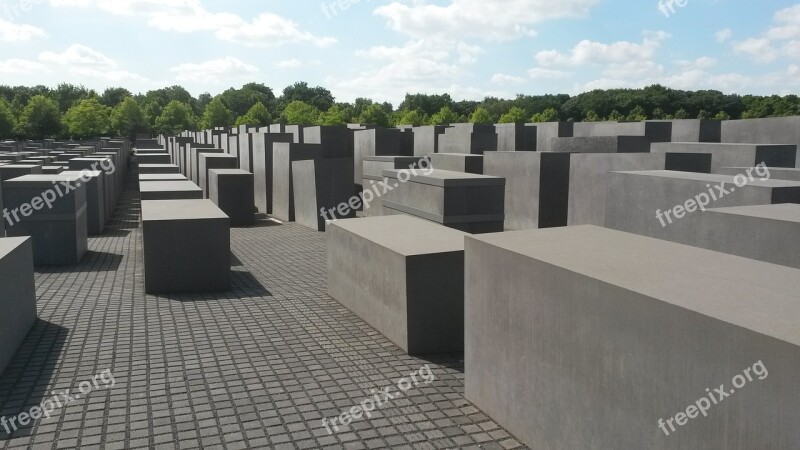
(0, 174, 527, 450)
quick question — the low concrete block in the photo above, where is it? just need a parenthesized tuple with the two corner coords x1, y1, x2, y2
(138, 164, 180, 175)
(465, 225, 800, 449)
(551, 135, 651, 153)
(140, 180, 203, 200)
(209, 169, 255, 227)
(292, 158, 355, 231)
(199, 154, 238, 198)
(139, 174, 188, 182)
(141, 200, 230, 294)
(328, 215, 465, 354)
(353, 128, 413, 184)
(495, 123, 536, 151)
(0, 164, 43, 182)
(573, 120, 673, 142)
(0, 237, 37, 376)
(137, 153, 172, 165)
(413, 125, 449, 156)
(652, 142, 797, 173)
(718, 166, 800, 181)
(429, 153, 483, 174)
(2, 175, 87, 265)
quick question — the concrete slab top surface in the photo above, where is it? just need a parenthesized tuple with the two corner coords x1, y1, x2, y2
(139, 181, 203, 192)
(468, 225, 800, 346)
(363, 156, 422, 162)
(653, 142, 795, 149)
(138, 164, 179, 169)
(332, 215, 467, 256)
(613, 170, 800, 188)
(0, 164, 40, 170)
(0, 236, 29, 257)
(200, 154, 238, 160)
(141, 199, 228, 221)
(382, 168, 505, 187)
(4, 174, 72, 184)
(707, 203, 800, 222)
(138, 174, 187, 181)
(208, 168, 252, 176)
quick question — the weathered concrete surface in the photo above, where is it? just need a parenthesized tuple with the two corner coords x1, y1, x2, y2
(495, 123, 536, 152)
(465, 224, 800, 450)
(429, 153, 483, 174)
(62, 170, 105, 235)
(718, 166, 800, 181)
(0, 236, 36, 377)
(572, 120, 673, 142)
(551, 136, 651, 153)
(534, 122, 573, 152)
(652, 142, 797, 172)
(139, 181, 204, 201)
(328, 215, 465, 354)
(209, 169, 255, 227)
(664, 119, 721, 142)
(438, 125, 498, 155)
(721, 116, 800, 168)
(413, 125, 449, 156)
(292, 158, 355, 231)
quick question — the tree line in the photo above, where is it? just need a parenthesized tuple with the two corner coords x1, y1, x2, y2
(1, 82, 799, 140)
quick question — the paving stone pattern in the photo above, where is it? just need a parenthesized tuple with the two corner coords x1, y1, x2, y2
(0, 174, 525, 450)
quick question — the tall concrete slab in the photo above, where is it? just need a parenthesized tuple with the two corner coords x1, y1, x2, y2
(252, 133, 293, 214)
(272, 143, 329, 221)
(495, 123, 536, 151)
(652, 142, 797, 173)
(0, 237, 36, 377)
(413, 125, 449, 156)
(292, 158, 355, 231)
(721, 116, 800, 168)
(535, 121, 573, 152)
(353, 128, 414, 185)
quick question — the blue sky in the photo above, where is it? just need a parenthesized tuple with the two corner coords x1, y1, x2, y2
(1, 0, 799, 105)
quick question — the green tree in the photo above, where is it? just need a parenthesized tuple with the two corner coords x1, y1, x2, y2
(429, 106, 459, 125)
(358, 103, 390, 127)
(530, 108, 560, 122)
(713, 111, 731, 120)
(155, 100, 197, 135)
(281, 100, 321, 125)
(395, 109, 427, 126)
(498, 107, 527, 124)
(99, 87, 132, 108)
(0, 98, 16, 139)
(673, 108, 690, 119)
(626, 105, 648, 121)
(17, 95, 62, 139)
(111, 97, 148, 140)
(281, 82, 334, 112)
(220, 83, 276, 118)
(651, 107, 666, 120)
(697, 110, 711, 119)
(583, 110, 602, 122)
(318, 105, 347, 126)
(201, 97, 234, 129)
(53, 83, 96, 112)
(470, 107, 492, 123)
(235, 101, 272, 126)
(62, 98, 111, 138)
(606, 110, 624, 121)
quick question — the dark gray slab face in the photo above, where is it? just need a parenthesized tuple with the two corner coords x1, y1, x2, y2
(209, 169, 255, 227)
(292, 158, 355, 231)
(550, 135, 651, 153)
(412, 125, 449, 156)
(437, 126, 498, 155)
(3, 175, 87, 265)
(135, 138, 162, 149)
(0, 164, 43, 182)
(141, 199, 230, 294)
(61, 171, 105, 235)
(718, 166, 800, 181)
(721, 116, 800, 168)
(572, 120, 673, 142)
(663, 119, 722, 142)
(251, 133, 293, 214)
(327, 215, 466, 354)
(68, 157, 114, 219)
(533, 121, 573, 152)
(139, 174, 188, 182)
(0, 237, 36, 376)
(483, 151, 570, 230)
(271, 143, 329, 222)
(495, 123, 537, 151)
(465, 225, 800, 450)
(199, 154, 238, 198)
(353, 128, 414, 184)
(137, 153, 172, 165)
(567, 153, 667, 226)
(41, 166, 64, 174)
(380, 169, 505, 233)
(429, 153, 483, 174)
(302, 126, 354, 158)
(138, 164, 180, 175)
(190, 148, 223, 183)
(652, 142, 797, 173)
(0, 153, 23, 162)
(604, 170, 800, 244)
(139, 181, 204, 200)
(362, 156, 429, 179)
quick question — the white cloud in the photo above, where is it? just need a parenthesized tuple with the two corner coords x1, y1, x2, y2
(528, 67, 571, 79)
(0, 18, 46, 42)
(50, 0, 335, 47)
(374, 0, 599, 41)
(491, 73, 526, 85)
(536, 31, 669, 66)
(0, 59, 49, 75)
(715, 28, 733, 43)
(675, 57, 717, 70)
(731, 5, 800, 63)
(733, 38, 778, 63)
(169, 57, 259, 85)
(39, 45, 117, 67)
(602, 60, 664, 79)
(276, 59, 304, 69)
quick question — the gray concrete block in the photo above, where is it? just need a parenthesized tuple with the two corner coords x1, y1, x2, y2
(209, 169, 255, 227)
(483, 152, 570, 230)
(138, 164, 180, 175)
(413, 125, 449, 156)
(604, 170, 800, 243)
(199, 154, 238, 197)
(429, 153, 483, 174)
(718, 166, 800, 181)
(41, 166, 64, 175)
(189, 148, 222, 183)
(139, 174, 188, 182)
(551, 135, 651, 153)
(302, 126, 353, 157)
(353, 128, 414, 184)
(573, 120, 673, 142)
(61, 170, 105, 235)
(0, 164, 43, 182)
(136, 153, 172, 165)
(437, 126, 498, 154)
(3, 175, 87, 265)
(361, 156, 430, 217)
(292, 158, 355, 231)
(465, 224, 800, 450)
(652, 142, 797, 173)
(327, 215, 465, 354)
(721, 117, 800, 167)
(141, 199, 230, 294)
(272, 143, 329, 221)
(535, 122, 573, 152)
(237, 132, 253, 172)
(381, 169, 505, 233)
(665, 119, 721, 142)
(0, 237, 36, 376)
(139, 181, 204, 200)
(252, 133, 293, 214)
(495, 123, 536, 151)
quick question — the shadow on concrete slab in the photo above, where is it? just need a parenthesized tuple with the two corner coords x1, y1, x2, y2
(35, 251, 123, 274)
